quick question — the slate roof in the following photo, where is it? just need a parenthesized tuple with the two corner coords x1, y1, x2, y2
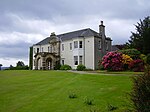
(34, 28, 100, 45)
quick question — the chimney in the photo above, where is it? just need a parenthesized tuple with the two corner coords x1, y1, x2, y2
(99, 21, 105, 36)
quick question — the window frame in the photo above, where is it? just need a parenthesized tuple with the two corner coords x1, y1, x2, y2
(74, 56, 78, 65)
(74, 41, 78, 49)
(79, 41, 83, 48)
(79, 56, 83, 65)
(62, 44, 64, 51)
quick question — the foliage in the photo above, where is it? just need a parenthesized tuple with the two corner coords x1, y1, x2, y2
(119, 49, 141, 59)
(54, 61, 61, 70)
(130, 67, 150, 112)
(122, 54, 133, 65)
(29, 47, 33, 70)
(140, 54, 147, 64)
(0, 64, 2, 70)
(129, 59, 144, 72)
(76, 64, 86, 71)
(126, 16, 150, 54)
(9, 65, 29, 70)
(122, 54, 133, 70)
(102, 52, 123, 71)
(146, 54, 150, 65)
(60, 64, 72, 70)
(16, 61, 25, 67)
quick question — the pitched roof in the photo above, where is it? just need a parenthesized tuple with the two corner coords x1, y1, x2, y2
(34, 28, 100, 45)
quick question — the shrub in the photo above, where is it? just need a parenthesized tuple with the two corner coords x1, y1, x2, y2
(60, 64, 72, 70)
(119, 49, 141, 59)
(102, 51, 123, 71)
(129, 59, 144, 72)
(146, 54, 150, 65)
(76, 64, 86, 71)
(130, 68, 150, 112)
(122, 54, 133, 70)
(54, 63, 61, 70)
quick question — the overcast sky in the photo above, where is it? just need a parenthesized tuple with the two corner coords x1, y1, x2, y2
(0, 0, 149, 67)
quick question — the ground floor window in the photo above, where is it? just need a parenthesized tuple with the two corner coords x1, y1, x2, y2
(79, 56, 83, 64)
(62, 60, 64, 65)
(74, 56, 78, 65)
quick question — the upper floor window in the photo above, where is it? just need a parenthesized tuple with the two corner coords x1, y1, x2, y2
(41, 47, 44, 52)
(74, 41, 78, 48)
(48, 46, 50, 52)
(106, 41, 108, 50)
(37, 48, 39, 53)
(34, 48, 36, 53)
(79, 41, 82, 48)
(62, 44, 64, 51)
(98, 40, 102, 49)
(70, 43, 72, 50)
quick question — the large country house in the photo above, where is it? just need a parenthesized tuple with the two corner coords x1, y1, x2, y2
(29, 21, 112, 70)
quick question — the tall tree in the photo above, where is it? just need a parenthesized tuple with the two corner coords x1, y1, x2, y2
(16, 61, 25, 67)
(127, 16, 150, 54)
(0, 64, 2, 70)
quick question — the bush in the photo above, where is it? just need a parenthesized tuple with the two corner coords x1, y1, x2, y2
(76, 64, 86, 71)
(9, 66, 29, 70)
(146, 54, 150, 65)
(102, 51, 123, 71)
(60, 64, 72, 70)
(119, 49, 141, 59)
(130, 68, 150, 112)
(122, 54, 133, 70)
(54, 63, 61, 70)
(129, 59, 144, 72)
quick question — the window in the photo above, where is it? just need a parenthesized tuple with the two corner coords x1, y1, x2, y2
(37, 48, 39, 53)
(62, 60, 64, 65)
(50, 46, 52, 53)
(98, 40, 102, 49)
(34, 48, 36, 53)
(106, 41, 108, 50)
(62, 44, 64, 51)
(79, 56, 83, 64)
(41, 47, 43, 52)
(70, 43, 72, 50)
(74, 56, 78, 65)
(48, 46, 50, 52)
(79, 41, 82, 48)
(74, 41, 78, 48)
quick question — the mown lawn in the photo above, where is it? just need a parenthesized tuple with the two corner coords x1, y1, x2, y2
(0, 70, 133, 112)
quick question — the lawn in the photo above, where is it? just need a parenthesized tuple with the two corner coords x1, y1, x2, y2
(0, 70, 133, 112)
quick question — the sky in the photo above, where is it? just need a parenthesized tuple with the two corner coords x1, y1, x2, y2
(0, 0, 149, 67)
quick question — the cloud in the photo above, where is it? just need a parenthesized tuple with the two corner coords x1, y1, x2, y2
(0, 0, 149, 66)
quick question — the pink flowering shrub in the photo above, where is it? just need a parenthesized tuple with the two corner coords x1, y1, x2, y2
(102, 52, 123, 71)
(129, 59, 144, 72)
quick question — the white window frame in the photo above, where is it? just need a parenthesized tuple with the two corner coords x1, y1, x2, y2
(79, 56, 83, 65)
(74, 41, 78, 49)
(98, 40, 102, 49)
(70, 43, 72, 50)
(62, 44, 64, 51)
(79, 41, 82, 48)
(74, 56, 78, 65)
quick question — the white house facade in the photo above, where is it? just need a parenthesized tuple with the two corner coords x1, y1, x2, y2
(29, 21, 112, 70)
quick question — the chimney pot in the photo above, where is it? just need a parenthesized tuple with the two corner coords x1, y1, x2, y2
(101, 21, 103, 25)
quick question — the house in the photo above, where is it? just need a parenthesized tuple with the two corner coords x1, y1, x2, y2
(29, 21, 112, 70)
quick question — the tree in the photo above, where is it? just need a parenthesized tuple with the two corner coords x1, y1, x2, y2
(126, 16, 150, 54)
(0, 64, 2, 70)
(16, 61, 25, 67)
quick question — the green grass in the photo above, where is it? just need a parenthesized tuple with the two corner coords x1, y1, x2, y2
(0, 70, 132, 112)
